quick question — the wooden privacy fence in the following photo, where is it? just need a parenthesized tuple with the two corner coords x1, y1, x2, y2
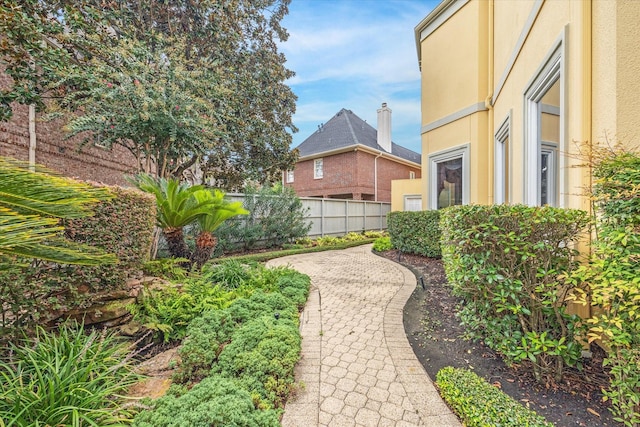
(226, 194, 390, 238)
(301, 197, 390, 237)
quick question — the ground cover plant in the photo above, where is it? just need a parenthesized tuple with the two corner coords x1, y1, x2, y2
(131, 261, 310, 424)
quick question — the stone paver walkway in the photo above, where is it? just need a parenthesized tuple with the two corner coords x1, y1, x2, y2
(267, 244, 461, 427)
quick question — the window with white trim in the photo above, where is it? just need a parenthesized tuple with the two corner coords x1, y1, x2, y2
(409, 171, 416, 180)
(404, 195, 422, 211)
(429, 145, 469, 210)
(286, 170, 294, 183)
(494, 116, 510, 204)
(524, 42, 563, 206)
(314, 158, 323, 179)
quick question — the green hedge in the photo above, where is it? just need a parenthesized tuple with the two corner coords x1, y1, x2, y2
(0, 184, 155, 334)
(63, 185, 156, 292)
(436, 367, 553, 427)
(387, 210, 441, 258)
(440, 204, 588, 384)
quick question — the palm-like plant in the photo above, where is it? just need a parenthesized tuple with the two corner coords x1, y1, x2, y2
(0, 157, 116, 265)
(191, 190, 248, 267)
(133, 174, 221, 260)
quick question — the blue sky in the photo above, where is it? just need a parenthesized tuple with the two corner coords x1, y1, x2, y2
(280, 0, 440, 154)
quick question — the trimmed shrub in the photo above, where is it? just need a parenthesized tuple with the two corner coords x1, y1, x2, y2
(436, 367, 553, 427)
(387, 210, 441, 257)
(440, 204, 589, 384)
(214, 315, 301, 409)
(132, 376, 281, 427)
(173, 310, 236, 384)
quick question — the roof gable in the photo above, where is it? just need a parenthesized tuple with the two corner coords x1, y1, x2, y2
(295, 108, 421, 164)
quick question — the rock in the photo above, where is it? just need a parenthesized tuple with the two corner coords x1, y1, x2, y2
(119, 320, 143, 337)
(64, 297, 136, 325)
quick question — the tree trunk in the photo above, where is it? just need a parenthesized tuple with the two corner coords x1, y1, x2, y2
(191, 231, 217, 268)
(163, 227, 191, 260)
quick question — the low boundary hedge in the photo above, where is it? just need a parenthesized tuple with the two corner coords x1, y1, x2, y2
(436, 367, 554, 427)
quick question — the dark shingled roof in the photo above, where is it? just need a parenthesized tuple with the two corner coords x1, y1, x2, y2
(295, 108, 421, 164)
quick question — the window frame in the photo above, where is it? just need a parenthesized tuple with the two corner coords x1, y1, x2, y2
(494, 113, 511, 204)
(403, 195, 422, 212)
(286, 170, 294, 183)
(428, 144, 470, 210)
(523, 31, 566, 207)
(314, 158, 323, 179)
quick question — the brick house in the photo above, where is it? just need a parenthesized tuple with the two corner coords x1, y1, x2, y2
(284, 104, 421, 202)
(0, 73, 138, 186)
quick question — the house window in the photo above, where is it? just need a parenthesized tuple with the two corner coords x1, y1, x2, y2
(404, 195, 422, 211)
(286, 170, 294, 183)
(429, 145, 469, 209)
(524, 41, 563, 206)
(494, 116, 510, 204)
(314, 158, 323, 179)
(409, 171, 416, 179)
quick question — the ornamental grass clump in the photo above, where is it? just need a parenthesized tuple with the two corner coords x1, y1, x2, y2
(0, 323, 139, 426)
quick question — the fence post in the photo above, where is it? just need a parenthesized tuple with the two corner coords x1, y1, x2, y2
(345, 200, 349, 234)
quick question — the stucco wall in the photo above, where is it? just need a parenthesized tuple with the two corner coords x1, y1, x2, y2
(391, 179, 422, 212)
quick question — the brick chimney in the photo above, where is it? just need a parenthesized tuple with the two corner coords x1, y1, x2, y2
(377, 102, 392, 153)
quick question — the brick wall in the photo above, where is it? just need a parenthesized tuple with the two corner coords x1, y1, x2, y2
(0, 73, 138, 186)
(285, 150, 421, 202)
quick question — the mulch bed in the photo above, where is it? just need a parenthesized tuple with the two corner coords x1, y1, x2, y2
(378, 250, 621, 427)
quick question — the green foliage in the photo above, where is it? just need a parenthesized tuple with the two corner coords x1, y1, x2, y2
(173, 310, 236, 384)
(62, 184, 157, 292)
(133, 174, 243, 263)
(440, 204, 589, 384)
(215, 184, 311, 253)
(569, 147, 640, 426)
(372, 236, 392, 252)
(129, 282, 235, 343)
(142, 258, 189, 282)
(2, 1, 298, 187)
(388, 210, 441, 258)
(0, 323, 139, 426)
(436, 367, 554, 427)
(0, 160, 153, 335)
(130, 261, 309, 343)
(132, 376, 281, 427)
(213, 315, 301, 410)
(0, 157, 116, 264)
(135, 264, 309, 422)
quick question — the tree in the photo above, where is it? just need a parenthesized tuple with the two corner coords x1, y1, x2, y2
(1, 1, 299, 188)
(0, 157, 116, 265)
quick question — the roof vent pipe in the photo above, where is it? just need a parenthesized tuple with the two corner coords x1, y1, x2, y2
(377, 102, 392, 153)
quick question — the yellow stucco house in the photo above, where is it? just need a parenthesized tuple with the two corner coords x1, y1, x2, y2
(391, 0, 640, 212)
